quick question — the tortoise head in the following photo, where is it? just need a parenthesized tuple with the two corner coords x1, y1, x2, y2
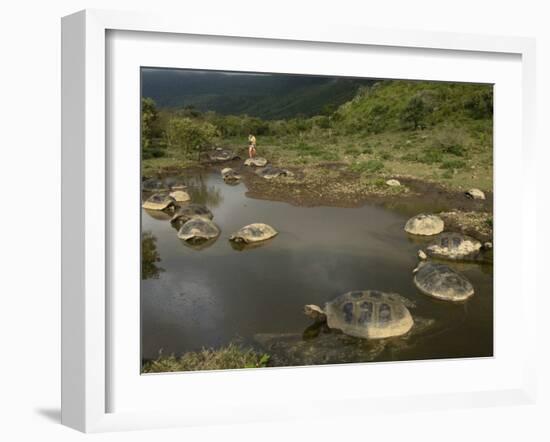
(304, 304, 327, 323)
(412, 260, 428, 274)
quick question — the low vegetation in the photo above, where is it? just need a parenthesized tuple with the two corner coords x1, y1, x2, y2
(142, 343, 271, 373)
(141, 80, 493, 191)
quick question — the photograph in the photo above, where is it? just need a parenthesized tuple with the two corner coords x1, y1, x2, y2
(140, 68, 494, 373)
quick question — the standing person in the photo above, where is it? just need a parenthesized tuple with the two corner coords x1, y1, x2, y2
(248, 134, 257, 158)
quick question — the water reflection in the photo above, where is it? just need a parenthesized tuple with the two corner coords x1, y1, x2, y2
(179, 237, 219, 251)
(229, 237, 276, 252)
(143, 208, 173, 221)
(185, 174, 223, 208)
(141, 231, 164, 280)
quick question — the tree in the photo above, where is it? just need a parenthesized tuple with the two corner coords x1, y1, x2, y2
(464, 90, 493, 119)
(165, 117, 217, 154)
(141, 98, 161, 149)
(400, 95, 429, 130)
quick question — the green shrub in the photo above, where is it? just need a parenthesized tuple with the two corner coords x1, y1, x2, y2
(350, 159, 385, 173)
(319, 150, 339, 161)
(311, 115, 331, 129)
(344, 146, 359, 154)
(165, 118, 217, 154)
(361, 146, 373, 154)
(445, 145, 466, 156)
(142, 147, 166, 159)
(431, 127, 467, 156)
(464, 90, 493, 119)
(419, 147, 443, 164)
(401, 152, 419, 162)
(440, 159, 466, 170)
(141, 97, 162, 150)
(400, 94, 432, 130)
(364, 104, 390, 133)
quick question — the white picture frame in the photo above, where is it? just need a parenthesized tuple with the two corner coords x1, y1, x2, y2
(61, 9, 537, 433)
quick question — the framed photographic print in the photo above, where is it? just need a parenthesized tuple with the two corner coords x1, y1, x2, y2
(61, 9, 537, 433)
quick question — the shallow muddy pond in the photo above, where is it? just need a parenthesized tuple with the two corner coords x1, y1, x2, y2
(141, 171, 493, 367)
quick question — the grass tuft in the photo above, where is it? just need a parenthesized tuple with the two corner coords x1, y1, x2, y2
(142, 343, 271, 373)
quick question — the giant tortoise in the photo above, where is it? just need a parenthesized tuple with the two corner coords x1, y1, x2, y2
(142, 193, 175, 211)
(404, 214, 444, 236)
(413, 261, 474, 301)
(170, 204, 214, 229)
(177, 218, 220, 244)
(304, 290, 415, 339)
(229, 223, 278, 244)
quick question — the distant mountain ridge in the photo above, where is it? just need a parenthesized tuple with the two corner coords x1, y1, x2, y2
(141, 69, 374, 119)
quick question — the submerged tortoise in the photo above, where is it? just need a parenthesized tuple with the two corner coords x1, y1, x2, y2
(229, 223, 278, 244)
(244, 157, 268, 167)
(413, 261, 474, 301)
(404, 213, 444, 236)
(256, 164, 293, 180)
(221, 167, 241, 183)
(304, 290, 415, 339)
(177, 218, 220, 244)
(142, 178, 169, 192)
(422, 232, 482, 260)
(163, 177, 187, 190)
(202, 148, 239, 163)
(142, 193, 176, 211)
(170, 204, 214, 229)
(169, 190, 191, 203)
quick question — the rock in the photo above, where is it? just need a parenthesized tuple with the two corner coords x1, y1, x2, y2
(386, 179, 401, 187)
(254, 331, 387, 367)
(483, 241, 493, 250)
(465, 188, 486, 200)
(169, 190, 191, 203)
(418, 249, 427, 260)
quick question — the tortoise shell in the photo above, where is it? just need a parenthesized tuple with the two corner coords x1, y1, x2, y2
(325, 290, 414, 339)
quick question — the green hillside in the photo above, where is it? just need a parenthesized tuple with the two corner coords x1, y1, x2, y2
(334, 80, 493, 133)
(142, 78, 493, 192)
(141, 68, 373, 119)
